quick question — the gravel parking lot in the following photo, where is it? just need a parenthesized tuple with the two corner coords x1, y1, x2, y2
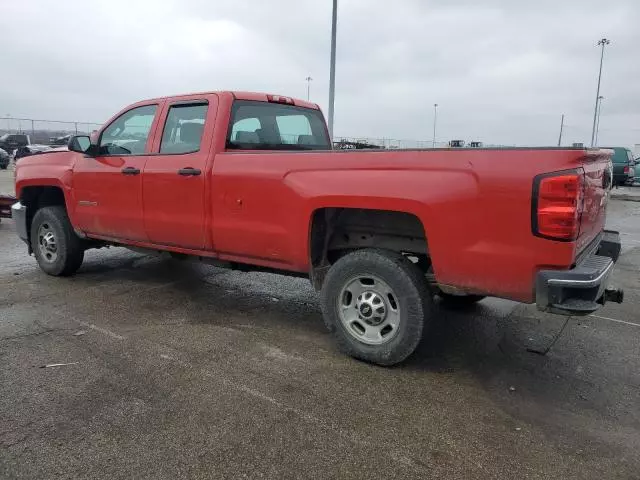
(1, 169, 639, 479)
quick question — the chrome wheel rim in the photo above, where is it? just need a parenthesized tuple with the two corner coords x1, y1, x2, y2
(37, 222, 58, 263)
(337, 275, 400, 345)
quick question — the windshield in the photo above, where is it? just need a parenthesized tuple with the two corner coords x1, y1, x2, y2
(226, 100, 330, 151)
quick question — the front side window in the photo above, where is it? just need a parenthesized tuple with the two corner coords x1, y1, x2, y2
(227, 100, 330, 151)
(99, 105, 157, 155)
(160, 103, 208, 154)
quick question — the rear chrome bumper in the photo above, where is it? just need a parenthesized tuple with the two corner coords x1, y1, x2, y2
(11, 201, 29, 244)
(536, 230, 623, 315)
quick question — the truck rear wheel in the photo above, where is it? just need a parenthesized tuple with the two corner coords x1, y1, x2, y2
(320, 249, 433, 366)
(31, 206, 84, 276)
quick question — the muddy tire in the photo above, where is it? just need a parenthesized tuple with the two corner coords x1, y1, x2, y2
(31, 206, 84, 276)
(320, 249, 433, 366)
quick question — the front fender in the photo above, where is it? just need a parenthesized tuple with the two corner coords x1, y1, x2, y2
(15, 152, 76, 222)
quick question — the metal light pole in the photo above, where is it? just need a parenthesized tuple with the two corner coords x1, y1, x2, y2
(595, 95, 604, 146)
(432, 104, 438, 148)
(327, 0, 338, 140)
(305, 76, 313, 101)
(557, 114, 565, 147)
(590, 38, 610, 147)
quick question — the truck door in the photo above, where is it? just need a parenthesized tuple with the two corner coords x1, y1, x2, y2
(142, 97, 216, 249)
(73, 103, 160, 241)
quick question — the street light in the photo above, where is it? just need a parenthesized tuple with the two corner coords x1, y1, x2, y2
(590, 38, 610, 147)
(595, 95, 604, 146)
(432, 104, 438, 148)
(327, 0, 338, 140)
(305, 76, 313, 101)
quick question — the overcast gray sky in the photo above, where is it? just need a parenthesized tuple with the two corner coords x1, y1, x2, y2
(1, 0, 638, 147)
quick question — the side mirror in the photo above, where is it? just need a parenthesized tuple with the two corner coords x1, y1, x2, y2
(68, 135, 93, 154)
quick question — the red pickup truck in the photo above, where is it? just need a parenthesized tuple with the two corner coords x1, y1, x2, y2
(12, 91, 623, 365)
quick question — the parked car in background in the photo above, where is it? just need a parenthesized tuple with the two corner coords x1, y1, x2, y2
(604, 147, 635, 186)
(14, 144, 60, 161)
(49, 134, 73, 146)
(0, 147, 10, 169)
(634, 157, 640, 185)
(0, 133, 30, 154)
(334, 139, 381, 150)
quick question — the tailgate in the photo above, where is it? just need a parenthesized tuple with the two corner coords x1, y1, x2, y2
(577, 149, 612, 253)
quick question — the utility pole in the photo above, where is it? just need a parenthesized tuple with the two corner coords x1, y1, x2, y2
(327, 0, 338, 140)
(432, 104, 438, 148)
(305, 76, 313, 101)
(590, 38, 610, 147)
(595, 96, 604, 146)
(557, 114, 565, 147)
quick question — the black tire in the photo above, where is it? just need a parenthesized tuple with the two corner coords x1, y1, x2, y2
(437, 291, 486, 309)
(320, 249, 433, 366)
(30, 206, 84, 276)
(0, 164, 7, 170)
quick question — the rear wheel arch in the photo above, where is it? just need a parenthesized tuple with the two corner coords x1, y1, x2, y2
(308, 207, 431, 290)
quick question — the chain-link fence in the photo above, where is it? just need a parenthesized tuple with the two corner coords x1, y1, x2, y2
(0, 117, 103, 145)
(0, 116, 512, 150)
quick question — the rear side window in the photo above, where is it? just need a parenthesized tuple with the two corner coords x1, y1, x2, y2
(227, 100, 330, 150)
(160, 103, 208, 154)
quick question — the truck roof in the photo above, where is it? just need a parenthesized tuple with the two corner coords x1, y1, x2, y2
(133, 91, 320, 111)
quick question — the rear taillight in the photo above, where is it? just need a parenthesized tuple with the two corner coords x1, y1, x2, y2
(624, 165, 630, 174)
(533, 172, 584, 241)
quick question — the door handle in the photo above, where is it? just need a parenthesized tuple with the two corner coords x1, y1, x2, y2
(178, 167, 201, 176)
(121, 167, 140, 175)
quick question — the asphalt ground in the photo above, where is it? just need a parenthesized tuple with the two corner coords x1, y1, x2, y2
(1, 169, 639, 479)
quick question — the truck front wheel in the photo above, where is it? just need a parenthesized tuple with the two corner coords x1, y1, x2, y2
(320, 249, 433, 366)
(30, 206, 84, 276)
